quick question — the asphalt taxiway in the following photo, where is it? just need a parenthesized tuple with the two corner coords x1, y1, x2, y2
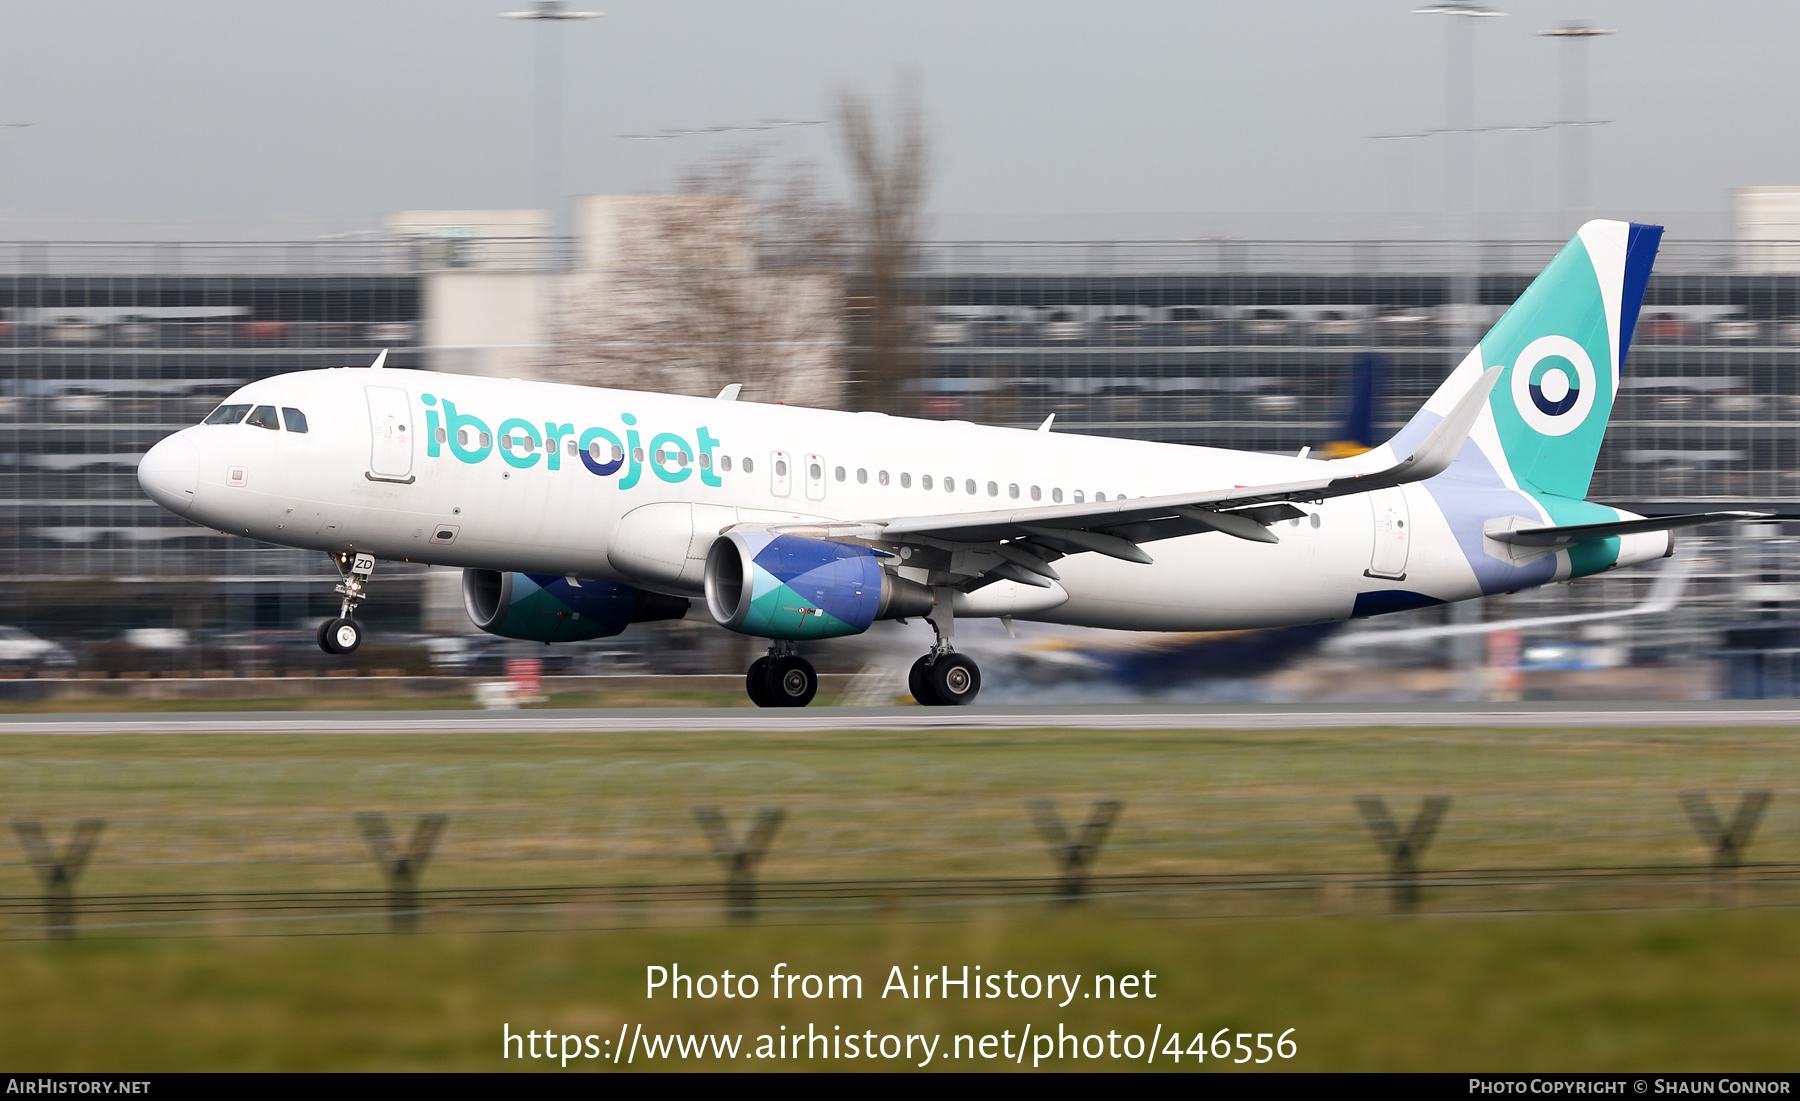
(1, 701, 1797, 735)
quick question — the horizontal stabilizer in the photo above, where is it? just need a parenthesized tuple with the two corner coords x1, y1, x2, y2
(1487, 510, 1770, 548)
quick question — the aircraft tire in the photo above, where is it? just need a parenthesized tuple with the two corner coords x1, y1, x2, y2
(927, 653, 980, 706)
(763, 654, 817, 707)
(908, 655, 941, 706)
(746, 657, 775, 707)
(317, 619, 337, 654)
(326, 618, 362, 655)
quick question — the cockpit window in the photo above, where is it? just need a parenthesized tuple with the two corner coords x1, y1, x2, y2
(246, 405, 281, 431)
(282, 407, 308, 433)
(204, 404, 251, 425)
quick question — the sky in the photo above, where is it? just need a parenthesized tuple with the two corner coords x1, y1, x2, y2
(1, 0, 1798, 236)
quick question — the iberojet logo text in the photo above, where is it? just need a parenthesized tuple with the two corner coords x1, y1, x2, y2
(421, 394, 723, 491)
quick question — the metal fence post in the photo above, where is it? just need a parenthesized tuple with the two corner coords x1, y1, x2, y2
(11, 819, 104, 939)
(1354, 796, 1451, 913)
(692, 806, 784, 923)
(355, 812, 448, 932)
(1026, 800, 1123, 903)
(1679, 791, 1773, 906)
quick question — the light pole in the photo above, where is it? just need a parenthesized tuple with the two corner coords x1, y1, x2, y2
(1538, 22, 1615, 231)
(1413, 3, 1503, 702)
(1413, 4, 1505, 230)
(500, 2, 601, 239)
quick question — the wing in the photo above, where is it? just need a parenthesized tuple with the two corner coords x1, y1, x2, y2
(754, 365, 1503, 591)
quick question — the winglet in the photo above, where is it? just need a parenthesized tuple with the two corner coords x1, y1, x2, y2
(715, 383, 742, 401)
(1038, 414, 1055, 433)
(370, 349, 388, 370)
(1331, 364, 1501, 490)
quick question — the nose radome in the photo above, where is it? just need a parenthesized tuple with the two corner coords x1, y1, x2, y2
(138, 434, 200, 516)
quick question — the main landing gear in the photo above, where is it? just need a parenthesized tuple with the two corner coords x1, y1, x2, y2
(738, 594, 983, 709)
(318, 551, 375, 655)
(746, 641, 817, 708)
(908, 604, 981, 706)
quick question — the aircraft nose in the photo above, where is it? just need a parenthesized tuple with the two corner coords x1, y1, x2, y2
(138, 434, 200, 516)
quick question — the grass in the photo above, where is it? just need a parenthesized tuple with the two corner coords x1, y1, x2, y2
(0, 726, 1794, 902)
(0, 909, 1794, 1071)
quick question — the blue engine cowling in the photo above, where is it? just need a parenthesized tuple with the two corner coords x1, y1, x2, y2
(462, 570, 688, 642)
(703, 531, 934, 640)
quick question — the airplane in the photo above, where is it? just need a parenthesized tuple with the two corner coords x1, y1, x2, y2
(135, 220, 1763, 707)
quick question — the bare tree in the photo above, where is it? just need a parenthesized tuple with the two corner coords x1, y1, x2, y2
(836, 77, 932, 413)
(550, 149, 849, 408)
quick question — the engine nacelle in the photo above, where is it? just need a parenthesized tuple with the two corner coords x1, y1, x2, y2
(462, 569, 688, 642)
(704, 531, 934, 639)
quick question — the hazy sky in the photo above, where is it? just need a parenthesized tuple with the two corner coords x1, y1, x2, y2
(1, 0, 1797, 235)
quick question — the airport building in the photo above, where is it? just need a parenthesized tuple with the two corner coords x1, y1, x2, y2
(3, 203, 1798, 686)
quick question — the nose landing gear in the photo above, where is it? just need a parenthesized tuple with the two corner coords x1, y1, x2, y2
(744, 642, 818, 707)
(318, 551, 375, 655)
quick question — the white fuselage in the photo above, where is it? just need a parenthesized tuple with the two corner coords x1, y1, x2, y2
(137, 367, 1651, 633)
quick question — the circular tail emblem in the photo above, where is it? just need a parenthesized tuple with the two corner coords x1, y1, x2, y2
(1509, 335, 1597, 436)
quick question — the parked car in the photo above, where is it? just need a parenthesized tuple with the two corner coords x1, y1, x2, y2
(45, 317, 105, 346)
(1040, 308, 1087, 343)
(1710, 319, 1761, 343)
(0, 626, 74, 668)
(240, 320, 290, 343)
(111, 315, 161, 346)
(1637, 312, 1696, 341)
(365, 321, 416, 345)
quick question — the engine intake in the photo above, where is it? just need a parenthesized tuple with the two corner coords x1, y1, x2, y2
(704, 531, 934, 639)
(462, 569, 687, 642)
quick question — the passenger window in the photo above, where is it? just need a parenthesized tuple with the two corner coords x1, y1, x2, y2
(282, 407, 309, 433)
(856, 468, 867, 484)
(480, 432, 491, 448)
(901, 473, 912, 488)
(1053, 488, 1063, 503)
(743, 457, 754, 473)
(589, 441, 604, 460)
(921, 475, 932, 490)
(1096, 492, 1106, 502)
(1074, 490, 1085, 503)
(204, 403, 251, 425)
(965, 479, 977, 495)
(634, 447, 645, 463)
(567, 439, 577, 457)
(1009, 484, 1020, 499)
(720, 455, 733, 472)
(809, 461, 822, 480)
(878, 470, 889, 486)
(678, 451, 690, 468)
(775, 459, 788, 477)
(946, 477, 956, 493)
(1030, 485, 1041, 501)
(987, 481, 999, 497)
(835, 465, 846, 482)
(698, 453, 710, 468)
(247, 405, 280, 431)
(435, 428, 446, 444)
(613, 445, 625, 462)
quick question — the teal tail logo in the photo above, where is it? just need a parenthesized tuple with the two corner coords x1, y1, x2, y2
(1480, 220, 1662, 499)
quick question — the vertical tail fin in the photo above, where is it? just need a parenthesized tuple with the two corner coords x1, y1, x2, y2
(1393, 220, 1662, 499)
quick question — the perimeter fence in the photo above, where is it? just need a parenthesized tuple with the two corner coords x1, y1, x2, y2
(1, 728, 1797, 938)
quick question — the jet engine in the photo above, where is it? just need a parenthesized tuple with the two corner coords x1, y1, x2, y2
(462, 569, 688, 642)
(704, 531, 933, 639)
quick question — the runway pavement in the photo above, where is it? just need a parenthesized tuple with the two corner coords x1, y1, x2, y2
(3, 702, 1800, 735)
